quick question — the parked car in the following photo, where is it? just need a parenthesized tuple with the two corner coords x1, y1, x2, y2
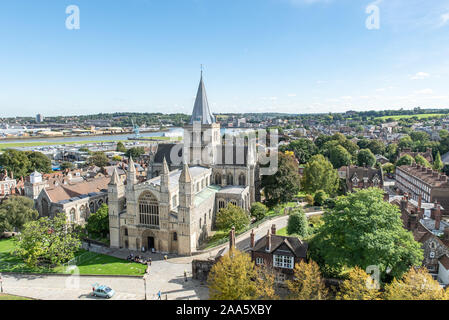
(92, 284, 115, 299)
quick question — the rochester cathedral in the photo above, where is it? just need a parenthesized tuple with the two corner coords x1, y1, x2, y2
(108, 74, 261, 255)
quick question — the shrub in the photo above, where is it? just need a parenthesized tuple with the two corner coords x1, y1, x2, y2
(216, 204, 250, 232)
(287, 208, 308, 238)
(250, 202, 268, 221)
(305, 194, 314, 206)
(314, 190, 328, 206)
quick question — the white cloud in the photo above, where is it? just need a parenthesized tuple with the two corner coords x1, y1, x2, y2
(411, 72, 430, 80)
(440, 12, 449, 26)
(340, 96, 353, 100)
(287, 93, 297, 97)
(415, 88, 434, 95)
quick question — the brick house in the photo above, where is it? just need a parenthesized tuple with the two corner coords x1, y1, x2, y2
(338, 165, 384, 193)
(250, 224, 308, 283)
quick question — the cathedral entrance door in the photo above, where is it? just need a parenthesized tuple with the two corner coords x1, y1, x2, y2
(148, 237, 155, 250)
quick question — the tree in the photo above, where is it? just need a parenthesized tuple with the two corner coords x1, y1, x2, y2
(16, 213, 81, 267)
(125, 147, 145, 159)
(281, 138, 318, 164)
(357, 149, 376, 167)
(254, 266, 279, 300)
(0, 149, 31, 177)
(396, 154, 414, 167)
(87, 152, 109, 168)
(386, 143, 399, 163)
(86, 204, 109, 238)
(262, 152, 301, 207)
(383, 267, 449, 300)
(329, 145, 352, 169)
(398, 135, 413, 150)
(0, 196, 38, 233)
(60, 161, 75, 171)
(433, 152, 443, 171)
(286, 259, 328, 300)
(313, 190, 328, 206)
(367, 140, 385, 155)
(337, 267, 380, 300)
(216, 203, 250, 232)
(116, 141, 127, 153)
(414, 154, 431, 168)
(309, 188, 423, 280)
(287, 208, 308, 238)
(208, 249, 258, 300)
(382, 163, 395, 174)
(26, 151, 52, 173)
(301, 154, 339, 196)
(305, 194, 314, 206)
(250, 202, 268, 221)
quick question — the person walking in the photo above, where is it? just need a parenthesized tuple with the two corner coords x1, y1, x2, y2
(157, 290, 162, 300)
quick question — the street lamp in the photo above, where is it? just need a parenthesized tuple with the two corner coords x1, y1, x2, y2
(143, 273, 148, 300)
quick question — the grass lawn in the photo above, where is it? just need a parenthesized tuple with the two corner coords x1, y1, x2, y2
(376, 113, 447, 121)
(0, 293, 33, 300)
(0, 238, 146, 276)
(0, 140, 117, 151)
(276, 227, 288, 236)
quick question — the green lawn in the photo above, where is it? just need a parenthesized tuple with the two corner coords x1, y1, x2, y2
(0, 140, 117, 151)
(0, 293, 33, 300)
(0, 238, 146, 276)
(276, 227, 288, 236)
(376, 113, 447, 120)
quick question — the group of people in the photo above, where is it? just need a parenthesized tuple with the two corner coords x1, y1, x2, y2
(126, 254, 152, 265)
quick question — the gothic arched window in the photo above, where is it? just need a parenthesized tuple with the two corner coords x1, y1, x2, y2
(139, 192, 159, 228)
(215, 173, 222, 185)
(238, 173, 246, 186)
(227, 173, 233, 185)
(218, 199, 226, 210)
(80, 205, 87, 220)
(69, 208, 76, 223)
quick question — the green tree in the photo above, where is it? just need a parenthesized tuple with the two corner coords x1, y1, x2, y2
(367, 140, 385, 155)
(287, 208, 308, 238)
(357, 149, 376, 167)
(87, 152, 109, 168)
(16, 213, 81, 267)
(329, 145, 352, 169)
(281, 138, 318, 164)
(262, 152, 301, 207)
(0, 196, 38, 233)
(433, 152, 443, 171)
(314, 190, 328, 206)
(398, 135, 413, 150)
(116, 141, 127, 153)
(86, 204, 109, 238)
(0, 149, 31, 177)
(301, 154, 339, 196)
(216, 203, 250, 232)
(287, 260, 328, 300)
(250, 202, 268, 221)
(396, 154, 415, 167)
(125, 147, 145, 159)
(309, 188, 423, 280)
(415, 154, 431, 168)
(26, 151, 52, 174)
(60, 162, 75, 171)
(382, 163, 395, 174)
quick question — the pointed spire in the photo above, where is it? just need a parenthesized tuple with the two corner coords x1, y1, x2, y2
(128, 157, 135, 173)
(162, 157, 169, 175)
(109, 167, 121, 185)
(190, 72, 215, 125)
(180, 163, 192, 183)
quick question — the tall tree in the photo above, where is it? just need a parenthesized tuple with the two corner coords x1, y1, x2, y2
(383, 267, 449, 300)
(329, 145, 352, 169)
(208, 249, 258, 300)
(396, 154, 415, 167)
(262, 152, 301, 207)
(337, 267, 381, 300)
(301, 154, 339, 196)
(281, 138, 318, 164)
(286, 260, 328, 300)
(415, 154, 431, 168)
(116, 141, 127, 153)
(216, 203, 250, 232)
(309, 188, 423, 280)
(87, 152, 109, 168)
(26, 151, 52, 174)
(357, 149, 376, 167)
(433, 152, 443, 171)
(0, 149, 31, 177)
(0, 196, 38, 233)
(16, 213, 81, 267)
(86, 204, 109, 238)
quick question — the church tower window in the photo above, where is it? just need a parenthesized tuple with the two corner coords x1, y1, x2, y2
(139, 192, 159, 228)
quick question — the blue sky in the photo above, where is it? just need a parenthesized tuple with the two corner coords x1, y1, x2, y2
(0, 0, 448, 117)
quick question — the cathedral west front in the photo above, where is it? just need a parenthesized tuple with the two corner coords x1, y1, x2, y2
(108, 74, 261, 255)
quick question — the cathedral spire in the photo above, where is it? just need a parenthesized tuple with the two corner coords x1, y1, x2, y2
(109, 167, 122, 185)
(162, 157, 169, 175)
(190, 71, 215, 125)
(179, 162, 192, 183)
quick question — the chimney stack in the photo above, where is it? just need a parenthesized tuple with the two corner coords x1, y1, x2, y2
(384, 193, 390, 202)
(418, 207, 424, 220)
(271, 224, 277, 235)
(444, 227, 449, 241)
(434, 203, 442, 230)
(265, 229, 271, 252)
(250, 229, 255, 248)
(418, 195, 422, 210)
(229, 227, 235, 250)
